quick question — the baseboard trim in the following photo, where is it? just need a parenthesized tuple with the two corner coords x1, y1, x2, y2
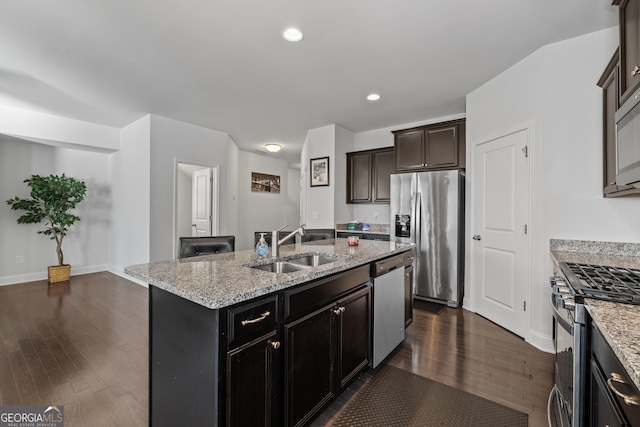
(0, 264, 109, 286)
(528, 329, 554, 354)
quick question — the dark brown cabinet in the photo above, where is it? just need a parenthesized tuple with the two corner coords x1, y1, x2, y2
(227, 331, 281, 427)
(285, 303, 336, 427)
(346, 147, 394, 203)
(619, 0, 640, 105)
(393, 119, 466, 172)
(597, 49, 640, 197)
(590, 323, 640, 426)
(225, 295, 281, 426)
(336, 287, 371, 389)
(284, 266, 370, 427)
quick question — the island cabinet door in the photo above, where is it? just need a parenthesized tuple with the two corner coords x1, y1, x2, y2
(226, 330, 281, 427)
(284, 303, 337, 427)
(336, 286, 371, 390)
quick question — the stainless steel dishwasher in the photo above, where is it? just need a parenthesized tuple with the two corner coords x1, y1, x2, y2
(371, 253, 406, 368)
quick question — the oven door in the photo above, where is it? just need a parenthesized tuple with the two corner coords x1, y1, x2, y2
(550, 292, 574, 427)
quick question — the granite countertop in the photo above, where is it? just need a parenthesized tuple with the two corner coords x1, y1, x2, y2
(125, 238, 413, 310)
(587, 299, 640, 391)
(550, 239, 640, 390)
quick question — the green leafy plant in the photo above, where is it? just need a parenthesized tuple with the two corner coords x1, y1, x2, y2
(6, 174, 86, 266)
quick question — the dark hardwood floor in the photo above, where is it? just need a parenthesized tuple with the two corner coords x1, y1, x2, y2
(0, 272, 148, 426)
(0, 272, 554, 426)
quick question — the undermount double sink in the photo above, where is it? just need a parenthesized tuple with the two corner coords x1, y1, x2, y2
(247, 253, 346, 274)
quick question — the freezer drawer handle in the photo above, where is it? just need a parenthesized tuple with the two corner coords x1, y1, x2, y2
(472, 235, 482, 241)
(608, 373, 640, 406)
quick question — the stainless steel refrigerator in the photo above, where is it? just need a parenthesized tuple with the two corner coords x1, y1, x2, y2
(390, 170, 465, 307)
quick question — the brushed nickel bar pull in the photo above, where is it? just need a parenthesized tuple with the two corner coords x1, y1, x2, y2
(607, 373, 640, 406)
(241, 311, 270, 326)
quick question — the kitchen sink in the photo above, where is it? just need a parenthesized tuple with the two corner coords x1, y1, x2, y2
(286, 254, 342, 267)
(246, 253, 345, 274)
(249, 262, 310, 274)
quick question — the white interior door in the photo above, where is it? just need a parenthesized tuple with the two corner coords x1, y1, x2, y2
(192, 168, 212, 236)
(471, 128, 530, 338)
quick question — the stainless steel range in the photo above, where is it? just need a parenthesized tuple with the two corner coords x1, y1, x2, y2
(548, 262, 640, 427)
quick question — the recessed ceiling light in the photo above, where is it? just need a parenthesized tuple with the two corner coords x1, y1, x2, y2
(282, 28, 304, 43)
(265, 143, 282, 152)
(367, 93, 381, 101)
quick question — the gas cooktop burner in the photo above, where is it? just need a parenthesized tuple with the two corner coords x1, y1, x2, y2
(559, 262, 640, 305)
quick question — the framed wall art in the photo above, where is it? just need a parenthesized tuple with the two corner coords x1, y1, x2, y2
(251, 172, 281, 193)
(310, 157, 330, 187)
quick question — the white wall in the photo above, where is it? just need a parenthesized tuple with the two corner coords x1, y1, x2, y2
(352, 113, 466, 225)
(301, 125, 338, 228)
(236, 151, 301, 251)
(109, 115, 151, 277)
(334, 126, 355, 224)
(149, 115, 230, 262)
(1, 137, 111, 285)
(0, 105, 120, 152)
(226, 138, 240, 245)
(466, 27, 639, 352)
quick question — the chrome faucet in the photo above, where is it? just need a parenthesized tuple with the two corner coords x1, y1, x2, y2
(272, 224, 306, 257)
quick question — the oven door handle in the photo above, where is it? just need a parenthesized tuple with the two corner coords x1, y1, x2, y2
(550, 293, 573, 334)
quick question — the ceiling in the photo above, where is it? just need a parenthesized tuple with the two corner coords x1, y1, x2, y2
(0, 0, 617, 167)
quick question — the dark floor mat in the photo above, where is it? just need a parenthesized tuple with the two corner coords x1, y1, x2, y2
(331, 365, 528, 427)
(413, 299, 445, 315)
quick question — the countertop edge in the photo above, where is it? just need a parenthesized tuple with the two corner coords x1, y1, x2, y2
(125, 243, 413, 310)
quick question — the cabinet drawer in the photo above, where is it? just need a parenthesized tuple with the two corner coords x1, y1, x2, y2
(227, 295, 278, 348)
(285, 265, 370, 320)
(592, 324, 640, 425)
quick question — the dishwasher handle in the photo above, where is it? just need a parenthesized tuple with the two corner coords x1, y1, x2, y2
(372, 253, 407, 277)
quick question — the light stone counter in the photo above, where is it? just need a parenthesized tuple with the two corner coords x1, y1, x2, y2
(550, 239, 640, 390)
(125, 238, 413, 310)
(586, 300, 640, 391)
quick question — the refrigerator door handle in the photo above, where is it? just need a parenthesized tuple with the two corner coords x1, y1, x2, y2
(414, 191, 421, 252)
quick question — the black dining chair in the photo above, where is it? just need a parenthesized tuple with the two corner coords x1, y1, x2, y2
(178, 236, 235, 258)
(300, 229, 335, 242)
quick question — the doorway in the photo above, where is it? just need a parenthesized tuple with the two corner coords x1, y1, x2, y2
(470, 127, 531, 339)
(174, 161, 219, 258)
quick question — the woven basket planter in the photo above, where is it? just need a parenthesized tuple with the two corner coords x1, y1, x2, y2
(48, 264, 71, 283)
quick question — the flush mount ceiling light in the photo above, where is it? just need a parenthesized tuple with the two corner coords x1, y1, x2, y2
(282, 27, 304, 42)
(264, 143, 282, 152)
(367, 93, 381, 101)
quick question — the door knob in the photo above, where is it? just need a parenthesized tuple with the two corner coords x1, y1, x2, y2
(472, 235, 482, 241)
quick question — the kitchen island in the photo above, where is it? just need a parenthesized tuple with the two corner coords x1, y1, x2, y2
(125, 238, 413, 427)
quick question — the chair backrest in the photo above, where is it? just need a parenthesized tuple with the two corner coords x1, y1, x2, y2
(301, 229, 336, 242)
(178, 236, 235, 258)
(254, 231, 293, 247)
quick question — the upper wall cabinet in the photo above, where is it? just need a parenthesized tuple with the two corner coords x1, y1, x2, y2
(598, 1, 640, 197)
(619, 0, 640, 105)
(346, 147, 394, 203)
(598, 50, 621, 196)
(392, 119, 466, 172)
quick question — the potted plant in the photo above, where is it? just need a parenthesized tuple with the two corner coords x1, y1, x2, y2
(6, 174, 86, 283)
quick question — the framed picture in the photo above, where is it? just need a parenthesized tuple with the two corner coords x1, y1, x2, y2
(251, 172, 281, 193)
(310, 157, 330, 187)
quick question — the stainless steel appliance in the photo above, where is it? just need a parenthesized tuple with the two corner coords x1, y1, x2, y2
(615, 88, 640, 187)
(548, 263, 640, 426)
(370, 253, 406, 368)
(390, 171, 465, 307)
